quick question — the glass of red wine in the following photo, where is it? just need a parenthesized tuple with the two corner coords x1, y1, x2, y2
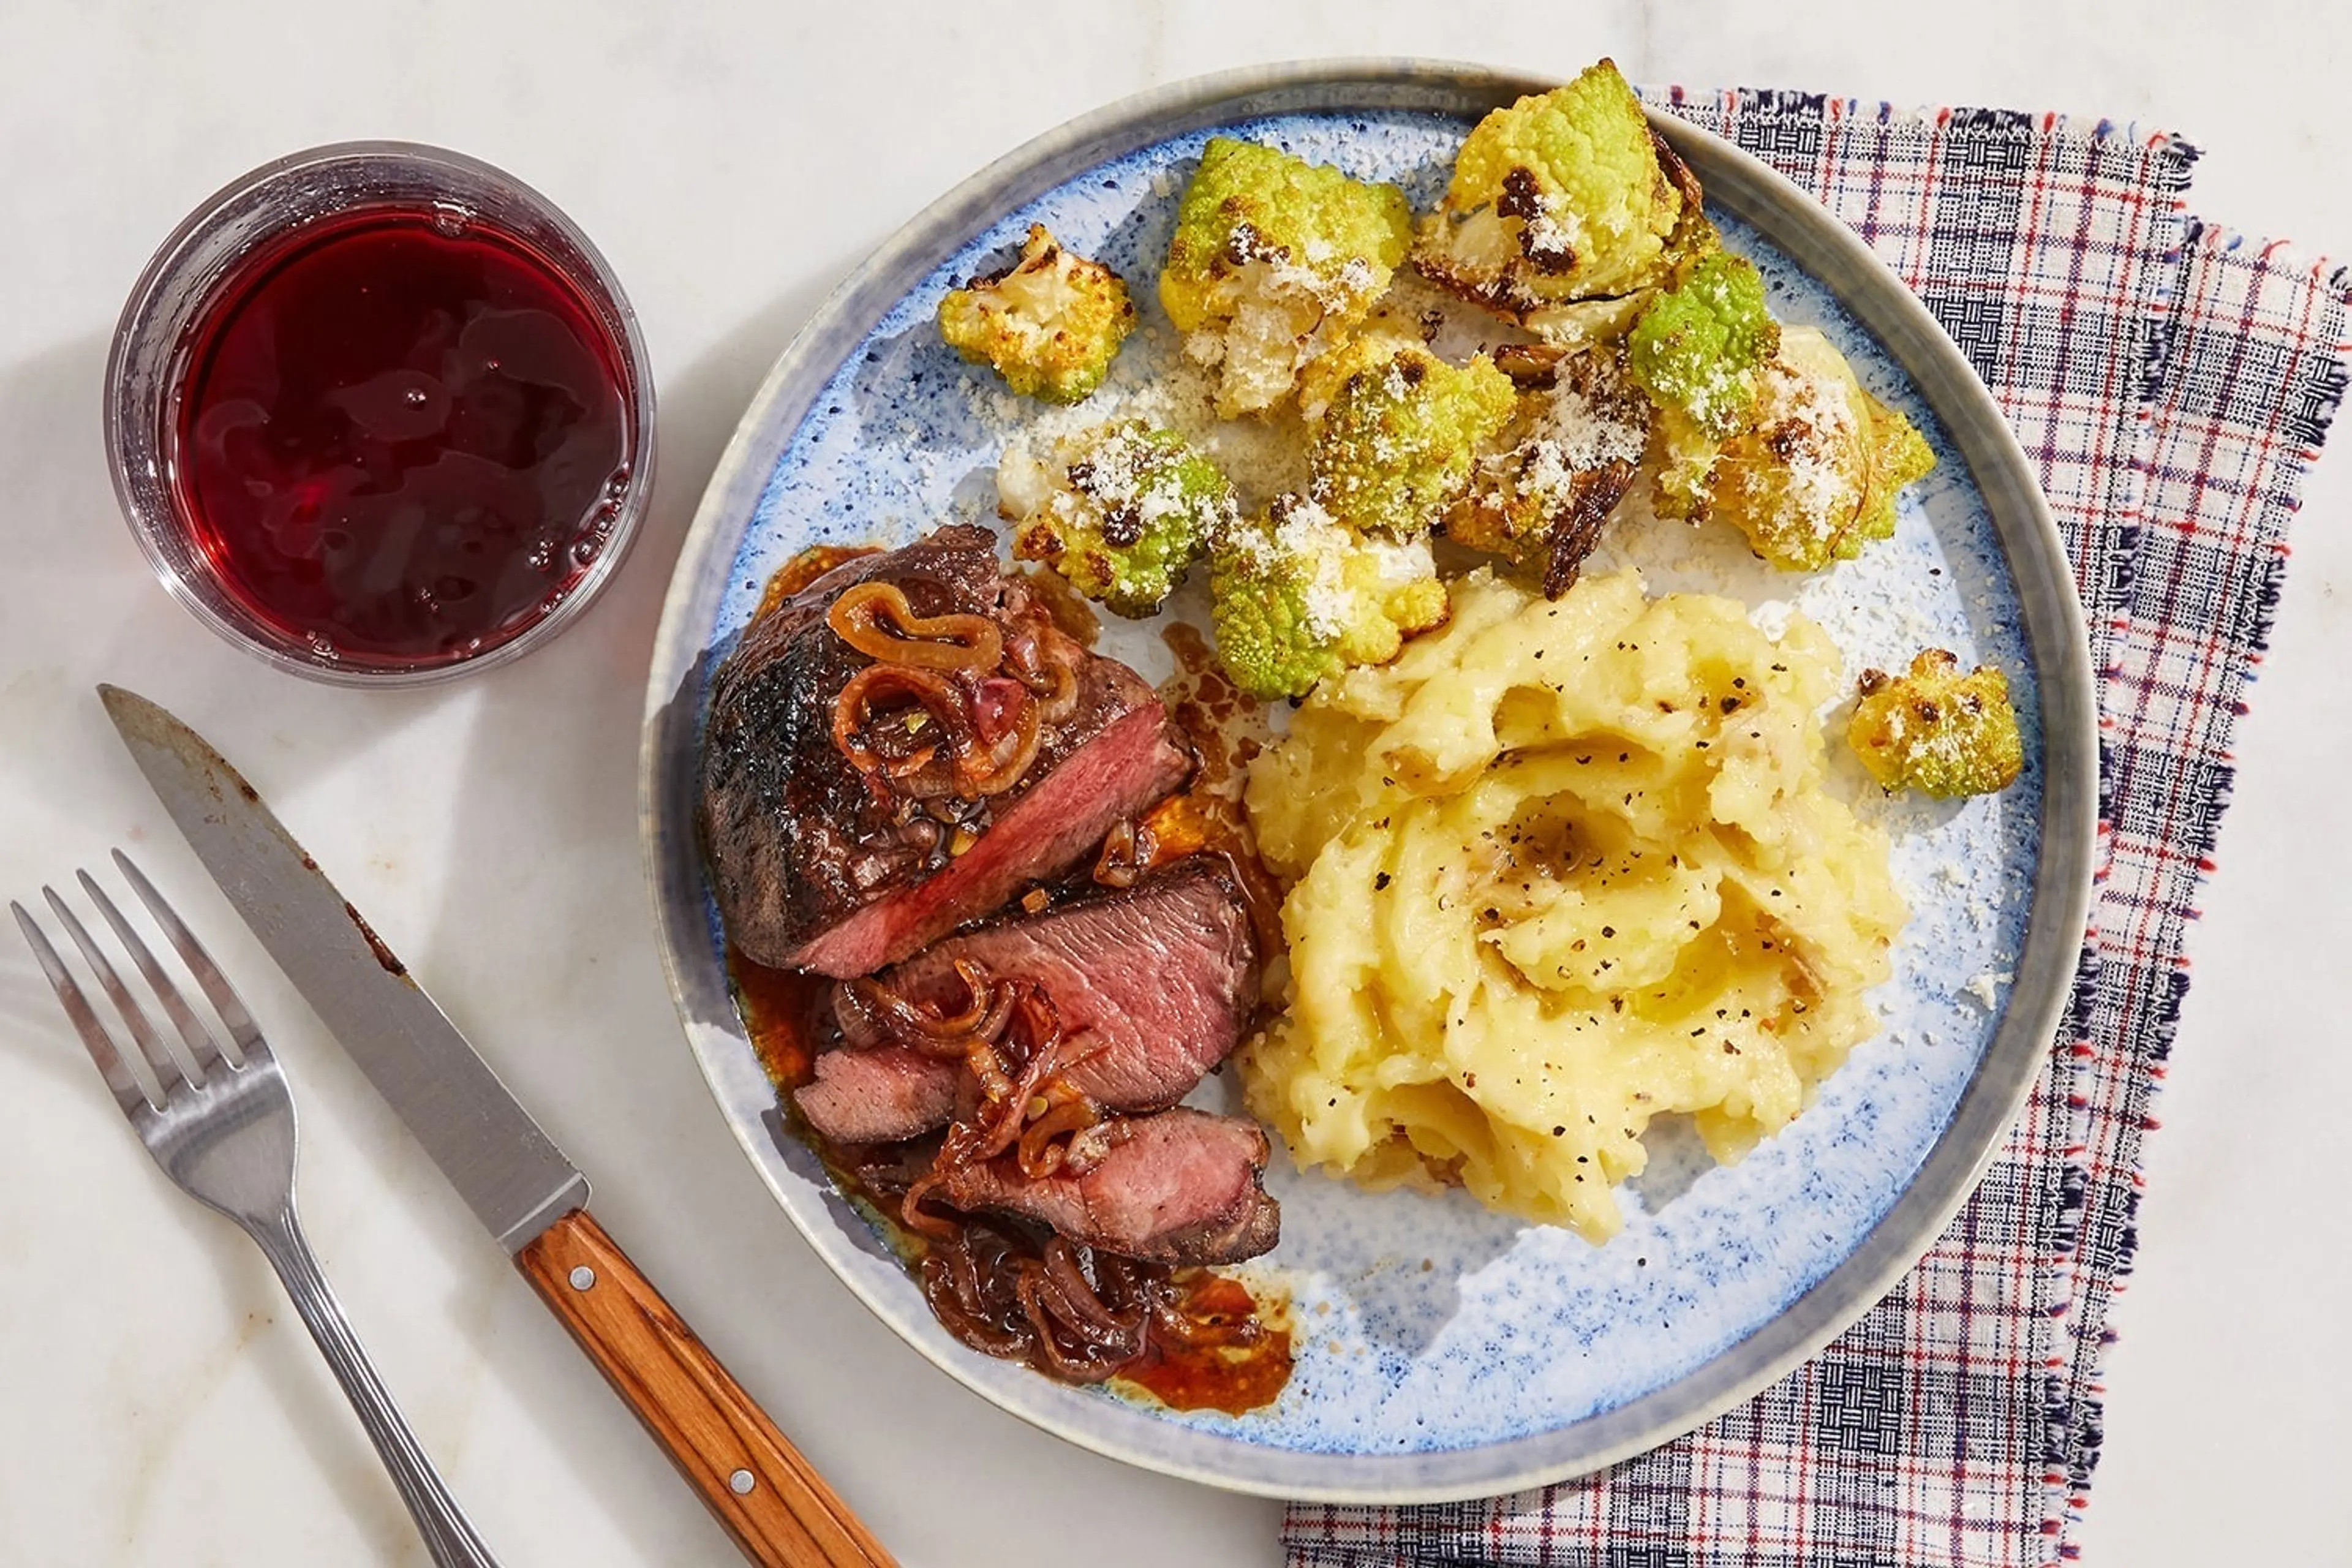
(107, 141, 655, 685)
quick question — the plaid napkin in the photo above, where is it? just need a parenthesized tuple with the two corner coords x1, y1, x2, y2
(1285, 89, 2351, 1568)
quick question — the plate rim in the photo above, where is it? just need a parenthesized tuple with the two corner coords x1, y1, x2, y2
(638, 58, 2098, 1504)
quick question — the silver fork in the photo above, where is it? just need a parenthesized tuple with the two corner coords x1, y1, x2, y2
(13, 851, 500, 1568)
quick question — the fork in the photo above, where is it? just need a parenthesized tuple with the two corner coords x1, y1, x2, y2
(13, 851, 500, 1568)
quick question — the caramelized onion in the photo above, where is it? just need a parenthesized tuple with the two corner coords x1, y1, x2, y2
(955, 693, 1042, 798)
(831, 663, 974, 782)
(899, 1171, 962, 1243)
(1151, 1287, 1263, 1348)
(1016, 1091, 1099, 1179)
(921, 1232, 1031, 1359)
(829, 580, 1003, 671)
(1014, 1270, 1128, 1382)
(1005, 628, 1081, 725)
(957, 1039, 1017, 1111)
(832, 654, 1041, 801)
(1091, 818, 1155, 889)
(848, 960, 1016, 1058)
(1042, 1239, 1145, 1338)
(955, 989, 1065, 1164)
(826, 585, 1072, 807)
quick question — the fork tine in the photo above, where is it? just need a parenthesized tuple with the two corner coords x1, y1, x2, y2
(114, 850, 259, 1066)
(79, 869, 233, 1081)
(43, 884, 195, 1097)
(12, 900, 161, 1114)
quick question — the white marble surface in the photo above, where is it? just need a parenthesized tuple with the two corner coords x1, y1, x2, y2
(2, 4, 2345, 1564)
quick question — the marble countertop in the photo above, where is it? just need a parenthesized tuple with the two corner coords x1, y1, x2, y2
(3, 5, 2344, 1564)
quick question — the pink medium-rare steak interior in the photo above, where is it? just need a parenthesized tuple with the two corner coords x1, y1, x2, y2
(796, 858, 1260, 1144)
(785, 705, 1191, 976)
(936, 1107, 1280, 1265)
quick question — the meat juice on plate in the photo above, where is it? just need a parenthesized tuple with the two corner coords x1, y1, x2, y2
(171, 208, 633, 667)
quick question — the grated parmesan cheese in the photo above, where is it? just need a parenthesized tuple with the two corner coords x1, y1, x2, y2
(1961, 971, 2013, 1009)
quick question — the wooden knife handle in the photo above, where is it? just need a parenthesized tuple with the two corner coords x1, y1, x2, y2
(517, 1209, 897, 1568)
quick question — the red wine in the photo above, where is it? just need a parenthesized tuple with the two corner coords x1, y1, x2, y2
(172, 208, 631, 667)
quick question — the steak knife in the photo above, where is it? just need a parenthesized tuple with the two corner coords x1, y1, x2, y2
(102, 685, 895, 1568)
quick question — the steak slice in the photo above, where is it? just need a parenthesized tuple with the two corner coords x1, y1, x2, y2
(699, 524, 1191, 975)
(793, 1044, 959, 1146)
(938, 1107, 1280, 1265)
(798, 859, 1259, 1145)
(795, 706, 1188, 977)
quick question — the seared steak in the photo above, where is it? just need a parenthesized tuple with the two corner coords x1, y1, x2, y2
(938, 1107, 1280, 1264)
(798, 859, 1259, 1145)
(699, 525, 1192, 976)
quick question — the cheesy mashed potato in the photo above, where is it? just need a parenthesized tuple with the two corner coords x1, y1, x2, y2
(1239, 570, 1907, 1242)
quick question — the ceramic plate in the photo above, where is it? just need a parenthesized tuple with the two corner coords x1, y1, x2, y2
(640, 62, 2096, 1502)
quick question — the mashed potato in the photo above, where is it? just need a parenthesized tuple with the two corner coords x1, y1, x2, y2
(1238, 569, 1906, 1242)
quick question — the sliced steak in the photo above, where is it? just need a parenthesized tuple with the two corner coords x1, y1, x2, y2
(798, 859, 1259, 1145)
(699, 525, 1192, 976)
(938, 1107, 1280, 1265)
(793, 1044, 959, 1145)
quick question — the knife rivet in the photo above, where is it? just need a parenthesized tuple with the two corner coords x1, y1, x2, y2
(568, 1265, 596, 1292)
(729, 1469, 756, 1496)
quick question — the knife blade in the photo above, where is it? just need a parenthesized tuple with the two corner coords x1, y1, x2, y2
(101, 686, 589, 1251)
(102, 684, 895, 1568)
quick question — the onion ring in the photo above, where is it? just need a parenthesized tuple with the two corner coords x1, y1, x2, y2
(831, 663, 975, 781)
(828, 580, 1003, 671)
(847, 959, 1016, 1057)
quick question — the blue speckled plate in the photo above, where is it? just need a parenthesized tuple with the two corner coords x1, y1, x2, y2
(640, 63, 2096, 1502)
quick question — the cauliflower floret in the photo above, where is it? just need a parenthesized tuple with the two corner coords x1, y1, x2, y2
(1625, 249, 1781, 519)
(1159, 138, 1414, 418)
(1447, 345, 1652, 596)
(1208, 495, 1450, 699)
(938, 224, 1136, 404)
(996, 422, 1237, 617)
(1307, 345, 1517, 538)
(1847, 650, 2024, 797)
(1712, 326, 1937, 570)
(1414, 59, 1701, 331)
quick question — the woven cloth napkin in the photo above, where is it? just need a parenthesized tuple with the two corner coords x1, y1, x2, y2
(1284, 88, 2351, 1568)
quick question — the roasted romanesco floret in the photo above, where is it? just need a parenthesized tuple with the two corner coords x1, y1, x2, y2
(1414, 59, 1702, 335)
(1208, 495, 1450, 699)
(1159, 138, 1414, 418)
(1308, 344, 1517, 538)
(938, 225, 1136, 404)
(1625, 249, 1781, 518)
(995, 422, 1238, 617)
(1847, 650, 2024, 798)
(1447, 345, 1653, 597)
(1711, 326, 1937, 570)
(1292, 311, 1430, 426)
